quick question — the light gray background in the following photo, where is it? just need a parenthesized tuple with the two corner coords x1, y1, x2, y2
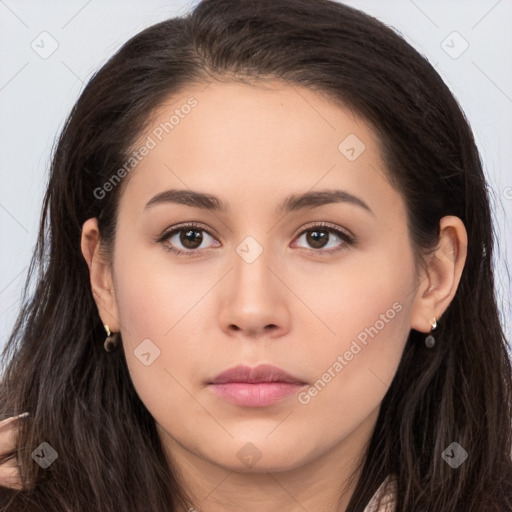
(1, 0, 511, 355)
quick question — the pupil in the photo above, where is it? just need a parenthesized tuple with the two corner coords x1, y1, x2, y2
(181, 229, 202, 249)
(308, 230, 328, 249)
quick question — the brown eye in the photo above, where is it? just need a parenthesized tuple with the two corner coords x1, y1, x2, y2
(164, 227, 216, 253)
(179, 229, 203, 249)
(294, 224, 354, 254)
(305, 229, 330, 249)
(158, 222, 220, 255)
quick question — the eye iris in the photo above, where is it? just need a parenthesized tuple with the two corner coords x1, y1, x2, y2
(180, 229, 203, 249)
(307, 229, 329, 249)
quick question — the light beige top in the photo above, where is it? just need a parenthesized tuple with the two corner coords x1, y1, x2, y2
(363, 475, 397, 512)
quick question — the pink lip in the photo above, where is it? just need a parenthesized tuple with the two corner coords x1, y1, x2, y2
(207, 364, 307, 407)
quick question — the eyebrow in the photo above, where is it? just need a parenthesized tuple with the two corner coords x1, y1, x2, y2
(144, 188, 373, 215)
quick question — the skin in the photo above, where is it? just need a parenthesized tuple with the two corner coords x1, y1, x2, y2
(80, 81, 467, 512)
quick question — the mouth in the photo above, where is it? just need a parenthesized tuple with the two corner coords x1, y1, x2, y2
(208, 363, 306, 385)
(207, 364, 307, 407)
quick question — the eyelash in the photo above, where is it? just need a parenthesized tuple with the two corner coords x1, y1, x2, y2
(157, 221, 355, 257)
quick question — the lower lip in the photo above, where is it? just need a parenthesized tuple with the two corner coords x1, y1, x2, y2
(208, 382, 304, 407)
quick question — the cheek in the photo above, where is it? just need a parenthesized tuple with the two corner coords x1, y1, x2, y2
(112, 232, 208, 345)
(111, 237, 212, 422)
(295, 300, 411, 438)
(295, 250, 414, 416)
(299, 244, 413, 352)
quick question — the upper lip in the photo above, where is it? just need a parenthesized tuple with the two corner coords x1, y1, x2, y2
(208, 364, 306, 385)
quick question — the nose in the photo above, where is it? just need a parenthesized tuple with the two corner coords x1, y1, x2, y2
(217, 241, 291, 340)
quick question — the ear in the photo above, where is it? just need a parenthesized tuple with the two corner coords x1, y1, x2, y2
(81, 217, 120, 332)
(410, 215, 468, 333)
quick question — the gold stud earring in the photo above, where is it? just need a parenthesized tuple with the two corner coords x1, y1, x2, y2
(103, 324, 119, 352)
(425, 317, 437, 348)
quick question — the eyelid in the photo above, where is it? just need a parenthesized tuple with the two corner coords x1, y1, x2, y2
(159, 221, 214, 236)
(294, 221, 355, 241)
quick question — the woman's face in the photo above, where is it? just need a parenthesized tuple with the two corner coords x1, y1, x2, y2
(95, 81, 426, 476)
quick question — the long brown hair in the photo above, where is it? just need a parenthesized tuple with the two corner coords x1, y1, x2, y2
(1, 1, 511, 510)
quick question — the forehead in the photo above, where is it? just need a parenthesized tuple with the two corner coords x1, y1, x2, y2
(117, 80, 399, 221)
